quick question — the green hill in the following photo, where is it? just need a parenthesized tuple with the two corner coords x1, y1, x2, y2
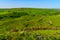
(0, 8, 60, 40)
(0, 8, 60, 31)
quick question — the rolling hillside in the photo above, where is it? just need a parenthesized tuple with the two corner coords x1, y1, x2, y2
(0, 8, 60, 40)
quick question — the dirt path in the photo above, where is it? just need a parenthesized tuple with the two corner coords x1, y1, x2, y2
(20, 27, 60, 34)
(9, 27, 60, 33)
(22, 27, 60, 31)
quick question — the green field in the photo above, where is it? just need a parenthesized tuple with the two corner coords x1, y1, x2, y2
(0, 8, 60, 40)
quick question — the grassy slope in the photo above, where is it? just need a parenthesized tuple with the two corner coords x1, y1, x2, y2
(0, 8, 60, 31)
(0, 8, 60, 40)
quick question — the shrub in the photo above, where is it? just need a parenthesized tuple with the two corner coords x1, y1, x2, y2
(9, 12, 29, 18)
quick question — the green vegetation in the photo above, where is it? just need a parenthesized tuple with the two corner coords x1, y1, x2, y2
(0, 8, 60, 40)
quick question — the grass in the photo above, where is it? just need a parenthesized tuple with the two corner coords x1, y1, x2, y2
(0, 30, 60, 40)
(0, 8, 60, 40)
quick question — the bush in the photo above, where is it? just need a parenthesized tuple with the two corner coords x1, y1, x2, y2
(9, 12, 29, 18)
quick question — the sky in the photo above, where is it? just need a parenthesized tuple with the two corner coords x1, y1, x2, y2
(0, 0, 60, 8)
